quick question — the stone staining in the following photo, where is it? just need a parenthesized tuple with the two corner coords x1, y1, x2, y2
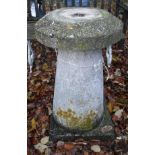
(35, 8, 124, 131)
(56, 108, 96, 130)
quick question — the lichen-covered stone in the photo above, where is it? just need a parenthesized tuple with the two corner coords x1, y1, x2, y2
(53, 49, 104, 131)
(50, 103, 115, 141)
(35, 7, 124, 50)
(34, 8, 123, 132)
(55, 108, 97, 130)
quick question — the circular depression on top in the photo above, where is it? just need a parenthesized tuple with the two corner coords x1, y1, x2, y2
(51, 8, 103, 22)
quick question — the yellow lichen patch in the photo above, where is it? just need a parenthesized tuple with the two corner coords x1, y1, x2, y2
(77, 42, 89, 50)
(66, 24, 73, 30)
(65, 24, 80, 30)
(56, 108, 97, 130)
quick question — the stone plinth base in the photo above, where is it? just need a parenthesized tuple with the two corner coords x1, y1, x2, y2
(50, 104, 115, 142)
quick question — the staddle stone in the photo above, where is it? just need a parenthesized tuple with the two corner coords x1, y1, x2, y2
(35, 8, 124, 50)
(35, 8, 124, 132)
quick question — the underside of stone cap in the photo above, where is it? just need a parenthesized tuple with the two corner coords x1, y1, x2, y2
(35, 7, 124, 50)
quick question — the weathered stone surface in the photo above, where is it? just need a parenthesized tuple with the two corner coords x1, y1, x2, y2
(50, 103, 115, 141)
(35, 8, 123, 132)
(53, 49, 104, 131)
(35, 7, 124, 50)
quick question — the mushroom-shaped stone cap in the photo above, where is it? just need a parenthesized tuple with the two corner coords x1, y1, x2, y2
(35, 7, 124, 50)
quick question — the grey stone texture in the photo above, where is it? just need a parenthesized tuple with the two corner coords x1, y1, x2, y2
(50, 103, 115, 141)
(35, 7, 123, 132)
(35, 7, 124, 50)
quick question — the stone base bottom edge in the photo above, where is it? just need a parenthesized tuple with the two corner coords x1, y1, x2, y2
(49, 103, 115, 142)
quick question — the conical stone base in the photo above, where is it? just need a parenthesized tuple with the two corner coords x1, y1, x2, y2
(50, 103, 115, 142)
